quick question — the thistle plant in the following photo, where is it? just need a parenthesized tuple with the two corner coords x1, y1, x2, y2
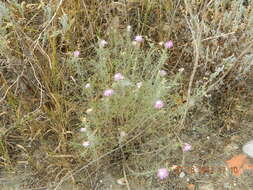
(69, 28, 186, 171)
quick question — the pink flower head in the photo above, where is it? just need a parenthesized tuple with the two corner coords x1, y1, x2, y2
(164, 40, 173, 49)
(73, 50, 80, 57)
(154, 100, 164, 109)
(157, 168, 169, 180)
(159, 70, 167, 77)
(134, 35, 144, 42)
(99, 40, 108, 48)
(103, 89, 114, 97)
(183, 143, 192, 152)
(114, 73, 124, 81)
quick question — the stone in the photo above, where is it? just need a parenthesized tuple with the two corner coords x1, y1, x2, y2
(243, 140, 253, 158)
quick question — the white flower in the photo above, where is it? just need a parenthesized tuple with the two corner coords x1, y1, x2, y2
(117, 178, 127, 186)
(158, 41, 164, 46)
(159, 70, 167, 77)
(82, 141, 90, 147)
(99, 40, 108, 48)
(243, 140, 253, 158)
(127, 25, 132, 32)
(85, 83, 91, 88)
(136, 82, 142, 88)
(80, 128, 87, 132)
(179, 68, 184, 72)
(179, 172, 185, 178)
(86, 108, 93, 114)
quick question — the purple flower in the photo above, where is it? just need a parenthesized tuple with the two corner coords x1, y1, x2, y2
(183, 143, 192, 152)
(134, 35, 144, 42)
(157, 168, 169, 180)
(154, 100, 164, 109)
(99, 40, 108, 48)
(164, 40, 173, 49)
(159, 70, 167, 77)
(73, 50, 80, 57)
(114, 73, 124, 81)
(103, 89, 114, 97)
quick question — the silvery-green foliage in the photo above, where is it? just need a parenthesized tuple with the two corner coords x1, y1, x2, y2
(0, 2, 11, 55)
(0, 2, 10, 23)
(60, 13, 75, 34)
